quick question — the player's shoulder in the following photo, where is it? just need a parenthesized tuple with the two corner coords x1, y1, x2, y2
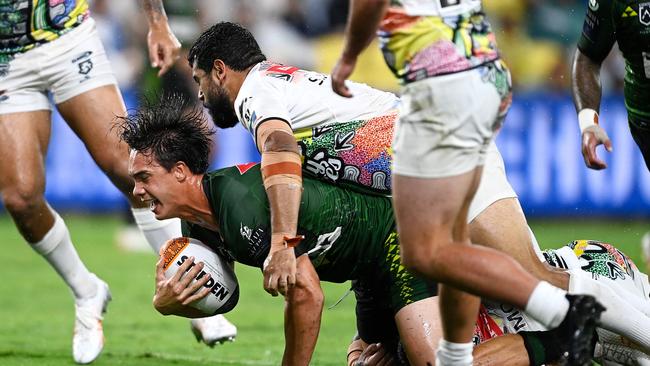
(205, 164, 261, 185)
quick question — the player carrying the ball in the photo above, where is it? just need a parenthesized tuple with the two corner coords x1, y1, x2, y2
(115, 93, 633, 365)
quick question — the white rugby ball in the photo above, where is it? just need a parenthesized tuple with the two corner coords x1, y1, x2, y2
(161, 237, 239, 316)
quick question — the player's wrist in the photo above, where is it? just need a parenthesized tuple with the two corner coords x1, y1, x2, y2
(578, 108, 600, 134)
(270, 233, 304, 250)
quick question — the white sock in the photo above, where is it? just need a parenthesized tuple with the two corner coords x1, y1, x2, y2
(569, 269, 650, 352)
(30, 210, 97, 300)
(435, 339, 473, 366)
(131, 207, 182, 253)
(525, 281, 569, 328)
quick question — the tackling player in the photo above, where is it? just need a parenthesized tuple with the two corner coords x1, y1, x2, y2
(0, 0, 235, 362)
(185, 22, 650, 365)
(117, 94, 607, 366)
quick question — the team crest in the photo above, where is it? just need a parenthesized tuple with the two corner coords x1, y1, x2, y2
(77, 60, 93, 75)
(640, 2, 650, 25)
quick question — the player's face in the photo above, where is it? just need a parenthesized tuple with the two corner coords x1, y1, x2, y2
(128, 150, 180, 220)
(192, 62, 239, 129)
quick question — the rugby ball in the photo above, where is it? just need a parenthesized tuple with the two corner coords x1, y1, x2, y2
(160, 237, 239, 316)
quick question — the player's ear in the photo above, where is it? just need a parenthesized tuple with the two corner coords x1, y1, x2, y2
(211, 59, 226, 82)
(172, 162, 188, 182)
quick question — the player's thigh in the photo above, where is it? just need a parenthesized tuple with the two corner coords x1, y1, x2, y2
(470, 198, 534, 264)
(394, 297, 442, 363)
(56, 84, 129, 179)
(0, 111, 51, 196)
(45, 18, 129, 180)
(393, 169, 479, 260)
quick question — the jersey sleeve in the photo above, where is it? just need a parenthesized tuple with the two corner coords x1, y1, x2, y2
(235, 73, 292, 146)
(577, 0, 616, 63)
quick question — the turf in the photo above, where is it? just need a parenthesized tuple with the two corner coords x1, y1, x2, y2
(0, 214, 647, 365)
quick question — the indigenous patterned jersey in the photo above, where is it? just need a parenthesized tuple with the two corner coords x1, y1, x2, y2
(0, 0, 88, 62)
(379, 0, 500, 84)
(578, 0, 650, 121)
(181, 163, 396, 283)
(234, 61, 400, 195)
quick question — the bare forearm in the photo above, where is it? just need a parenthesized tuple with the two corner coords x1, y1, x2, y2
(282, 261, 324, 365)
(266, 183, 301, 246)
(341, 0, 390, 60)
(571, 49, 603, 113)
(260, 128, 303, 249)
(140, 0, 168, 25)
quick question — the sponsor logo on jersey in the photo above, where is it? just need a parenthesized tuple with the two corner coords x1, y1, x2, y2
(240, 223, 252, 241)
(622, 6, 638, 17)
(265, 64, 299, 82)
(640, 3, 650, 25)
(588, 0, 599, 11)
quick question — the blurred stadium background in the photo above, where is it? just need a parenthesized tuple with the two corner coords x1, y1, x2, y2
(0, 0, 648, 365)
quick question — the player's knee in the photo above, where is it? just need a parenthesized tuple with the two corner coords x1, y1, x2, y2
(401, 250, 435, 279)
(290, 284, 324, 309)
(2, 186, 45, 216)
(401, 240, 453, 280)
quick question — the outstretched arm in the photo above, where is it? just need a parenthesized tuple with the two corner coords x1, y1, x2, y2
(283, 255, 324, 366)
(331, 0, 389, 97)
(140, 0, 181, 76)
(258, 120, 303, 297)
(571, 49, 612, 170)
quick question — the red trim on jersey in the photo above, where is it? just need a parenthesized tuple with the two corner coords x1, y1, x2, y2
(236, 162, 258, 175)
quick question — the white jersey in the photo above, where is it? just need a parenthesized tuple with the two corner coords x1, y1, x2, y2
(234, 61, 399, 144)
(234, 61, 400, 195)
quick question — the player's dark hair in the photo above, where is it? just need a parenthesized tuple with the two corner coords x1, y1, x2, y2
(117, 93, 215, 174)
(188, 22, 266, 72)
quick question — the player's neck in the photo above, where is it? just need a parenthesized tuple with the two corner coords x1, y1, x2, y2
(185, 174, 220, 232)
(227, 64, 256, 103)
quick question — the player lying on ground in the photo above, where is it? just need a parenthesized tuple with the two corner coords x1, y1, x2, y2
(348, 240, 650, 366)
(116, 94, 605, 365)
(186, 22, 650, 356)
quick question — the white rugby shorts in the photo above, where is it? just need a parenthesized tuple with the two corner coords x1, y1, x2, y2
(392, 64, 507, 178)
(467, 142, 517, 223)
(0, 18, 117, 114)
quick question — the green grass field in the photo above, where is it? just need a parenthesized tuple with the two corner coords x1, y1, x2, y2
(0, 214, 647, 365)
